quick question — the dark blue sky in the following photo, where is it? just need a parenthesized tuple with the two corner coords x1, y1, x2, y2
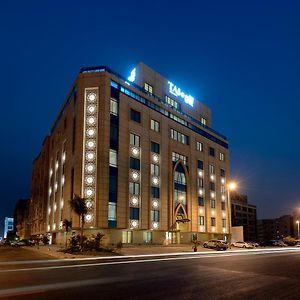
(1, 0, 299, 236)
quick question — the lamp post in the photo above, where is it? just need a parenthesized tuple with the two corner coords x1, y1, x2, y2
(227, 181, 237, 247)
(296, 220, 299, 240)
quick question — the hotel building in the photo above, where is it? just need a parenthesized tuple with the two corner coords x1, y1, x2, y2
(30, 62, 230, 245)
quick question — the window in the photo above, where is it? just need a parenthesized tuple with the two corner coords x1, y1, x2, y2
(170, 128, 189, 145)
(151, 210, 160, 222)
(210, 182, 215, 191)
(198, 178, 204, 188)
(221, 185, 225, 193)
(151, 141, 160, 154)
(110, 98, 118, 116)
(144, 82, 153, 94)
(196, 141, 203, 152)
(209, 147, 215, 157)
(109, 167, 118, 202)
(198, 197, 204, 206)
(172, 152, 187, 165)
(211, 199, 216, 208)
(220, 169, 226, 177)
(130, 109, 141, 123)
(209, 164, 215, 174)
(151, 187, 160, 198)
(130, 207, 139, 220)
(201, 117, 207, 125)
(108, 202, 117, 220)
(199, 216, 205, 226)
(198, 160, 203, 169)
(130, 157, 140, 170)
(151, 164, 160, 176)
(211, 217, 216, 226)
(219, 152, 225, 161)
(221, 202, 226, 210)
(130, 133, 140, 147)
(109, 149, 118, 167)
(150, 119, 160, 132)
(165, 95, 180, 110)
(129, 182, 140, 195)
(222, 219, 226, 227)
(174, 171, 186, 185)
(122, 231, 132, 244)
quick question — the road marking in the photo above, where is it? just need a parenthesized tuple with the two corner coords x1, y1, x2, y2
(0, 248, 299, 273)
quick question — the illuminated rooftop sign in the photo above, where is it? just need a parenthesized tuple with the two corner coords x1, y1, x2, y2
(167, 81, 194, 107)
(127, 68, 136, 82)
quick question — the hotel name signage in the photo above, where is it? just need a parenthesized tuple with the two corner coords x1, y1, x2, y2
(168, 81, 194, 107)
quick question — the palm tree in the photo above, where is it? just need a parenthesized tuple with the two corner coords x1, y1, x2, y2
(69, 194, 87, 250)
(62, 219, 72, 249)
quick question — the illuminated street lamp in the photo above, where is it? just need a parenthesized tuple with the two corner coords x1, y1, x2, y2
(296, 220, 300, 240)
(227, 181, 237, 245)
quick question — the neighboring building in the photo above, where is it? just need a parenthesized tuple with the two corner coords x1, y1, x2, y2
(14, 199, 30, 239)
(4, 217, 14, 239)
(30, 62, 230, 245)
(231, 192, 257, 241)
(257, 215, 294, 241)
(30, 136, 50, 237)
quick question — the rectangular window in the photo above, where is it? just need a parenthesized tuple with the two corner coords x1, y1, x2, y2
(165, 95, 180, 110)
(150, 119, 160, 132)
(198, 197, 204, 206)
(110, 98, 118, 116)
(144, 82, 153, 94)
(219, 152, 225, 161)
(151, 187, 160, 198)
(221, 202, 226, 210)
(211, 199, 216, 208)
(201, 117, 207, 125)
(220, 169, 226, 177)
(211, 217, 216, 227)
(130, 109, 141, 123)
(210, 182, 215, 191)
(130, 157, 140, 170)
(198, 178, 204, 188)
(170, 128, 189, 145)
(196, 141, 203, 152)
(109, 167, 118, 202)
(109, 149, 118, 167)
(151, 210, 160, 222)
(222, 219, 226, 227)
(130, 207, 139, 220)
(151, 164, 160, 176)
(221, 185, 225, 193)
(122, 231, 132, 244)
(209, 164, 215, 174)
(172, 152, 188, 165)
(130, 133, 140, 147)
(209, 147, 215, 157)
(198, 160, 203, 169)
(199, 216, 205, 226)
(129, 182, 140, 195)
(108, 202, 117, 220)
(151, 141, 160, 154)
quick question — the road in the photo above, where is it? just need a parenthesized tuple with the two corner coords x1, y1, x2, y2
(1, 247, 300, 299)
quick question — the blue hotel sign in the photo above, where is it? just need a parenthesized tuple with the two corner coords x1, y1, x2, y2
(168, 81, 194, 107)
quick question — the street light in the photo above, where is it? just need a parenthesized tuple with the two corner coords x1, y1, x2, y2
(296, 220, 299, 240)
(227, 181, 237, 246)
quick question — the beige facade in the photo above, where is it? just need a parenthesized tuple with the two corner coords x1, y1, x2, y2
(30, 62, 230, 245)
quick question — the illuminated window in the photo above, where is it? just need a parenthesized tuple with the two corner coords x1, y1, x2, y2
(201, 117, 207, 125)
(210, 199, 216, 208)
(196, 141, 203, 152)
(110, 98, 118, 116)
(165, 95, 180, 110)
(199, 216, 205, 226)
(211, 217, 216, 226)
(109, 149, 118, 167)
(151, 164, 160, 176)
(129, 182, 140, 195)
(220, 152, 225, 161)
(172, 152, 187, 165)
(150, 210, 160, 222)
(150, 119, 160, 132)
(130, 133, 140, 147)
(108, 202, 117, 221)
(144, 82, 153, 94)
(170, 129, 189, 145)
(209, 164, 215, 174)
(222, 219, 226, 227)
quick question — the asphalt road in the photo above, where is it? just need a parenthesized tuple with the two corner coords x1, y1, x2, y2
(1, 247, 300, 299)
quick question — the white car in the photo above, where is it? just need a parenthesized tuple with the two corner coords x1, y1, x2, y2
(231, 241, 253, 249)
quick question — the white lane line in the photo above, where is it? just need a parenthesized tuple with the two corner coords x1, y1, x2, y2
(1, 247, 299, 266)
(0, 248, 299, 273)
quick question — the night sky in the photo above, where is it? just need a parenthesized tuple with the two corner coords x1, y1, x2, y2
(0, 1, 299, 237)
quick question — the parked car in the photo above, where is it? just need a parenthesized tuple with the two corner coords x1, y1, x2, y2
(203, 239, 228, 251)
(231, 241, 254, 249)
(246, 241, 259, 248)
(260, 240, 287, 247)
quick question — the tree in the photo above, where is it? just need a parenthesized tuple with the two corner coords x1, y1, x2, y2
(69, 194, 87, 250)
(62, 219, 72, 249)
